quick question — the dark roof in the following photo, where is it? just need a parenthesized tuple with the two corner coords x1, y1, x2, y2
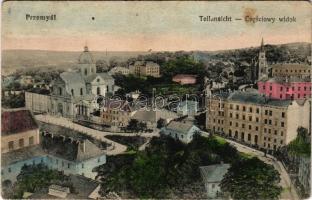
(30, 175, 99, 199)
(228, 91, 292, 107)
(1, 109, 38, 135)
(2, 145, 46, 166)
(41, 134, 105, 162)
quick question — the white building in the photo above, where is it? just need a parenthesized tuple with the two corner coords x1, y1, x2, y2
(161, 120, 200, 143)
(199, 163, 231, 199)
(108, 66, 130, 76)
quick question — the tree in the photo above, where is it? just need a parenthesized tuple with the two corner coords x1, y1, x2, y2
(127, 119, 140, 132)
(220, 157, 282, 200)
(287, 127, 310, 157)
(157, 118, 166, 128)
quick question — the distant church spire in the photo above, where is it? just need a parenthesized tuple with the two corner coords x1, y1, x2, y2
(84, 41, 89, 52)
(260, 38, 264, 51)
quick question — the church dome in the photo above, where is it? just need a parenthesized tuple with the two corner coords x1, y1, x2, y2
(78, 46, 94, 64)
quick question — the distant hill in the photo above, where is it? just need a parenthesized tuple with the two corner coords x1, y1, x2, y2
(1, 49, 150, 71)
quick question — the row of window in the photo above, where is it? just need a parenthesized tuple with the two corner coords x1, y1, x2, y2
(263, 85, 311, 92)
(274, 69, 310, 73)
(263, 137, 283, 144)
(229, 104, 258, 113)
(8, 136, 35, 150)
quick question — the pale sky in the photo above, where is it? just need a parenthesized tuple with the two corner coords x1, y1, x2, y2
(2, 1, 311, 51)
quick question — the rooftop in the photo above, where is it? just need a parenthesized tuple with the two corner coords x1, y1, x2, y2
(166, 120, 196, 135)
(199, 163, 230, 183)
(132, 109, 178, 122)
(1, 109, 38, 135)
(2, 145, 46, 166)
(271, 63, 310, 69)
(228, 91, 293, 107)
(41, 133, 105, 162)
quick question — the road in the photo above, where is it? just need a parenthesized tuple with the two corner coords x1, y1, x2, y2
(221, 136, 299, 200)
(35, 114, 159, 155)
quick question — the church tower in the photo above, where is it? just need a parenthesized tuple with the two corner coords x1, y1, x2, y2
(258, 38, 268, 80)
(78, 46, 97, 78)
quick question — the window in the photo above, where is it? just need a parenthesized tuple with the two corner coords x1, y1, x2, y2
(264, 128, 267, 133)
(229, 121, 232, 126)
(269, 111, 272, 116)
(59, 87, 62, 95)
(71, 89, 74, 96)
(281, 131, 284, 136)
(281, 122, 284, 127)
(8, 168, 11, 173)
(236, 105, 239, 110)
(249, 116, 252, 121)
(274, 130, 277, 135)
(8, 141, 14, 150)
(68, 163, 71, 169)
(98, 158, 101, 163)
(255, 126, 258, 131)
(264, 137, 266, 141)
(243, 106, 246, 111)
(19, 138, 24, 148)
(280, 94, 283, 99)
(80, 88, 83, 95)
(82, 163, 84, 168)
(274, 139, 277, 143)
(280, 87, 283, 91)
(256, 117, 259, 122)
(230, 104, 233, 109)
(248, 134, 251, 141)
(84, 68, 88, 75)
(265, 110, 268, 115)
(29, 136, 34, 145)
(97, 87, 101, 95)
(242, 124, 245, 128)
(269, 120, 272, 125)
(264, 119, 268, 124)
(280, 140, 283, 145)
(236, 123, 238, 127)
(236, 114, 239, 119)
(242, 115, 245, 120)
(256, 108, 260, 114)
(281, 112, 285, 118)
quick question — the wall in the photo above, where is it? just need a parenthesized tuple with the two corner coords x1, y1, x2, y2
(25, 92, 51, 114)
(1, 129, 40, 153)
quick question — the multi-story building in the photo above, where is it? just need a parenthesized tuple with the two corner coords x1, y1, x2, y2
(101, 100, 136, 127)
(129, 61, 160, 77)
(257, 77, 312, 100)
(1, 109, 44, 184)
(206, 90, 310, 151)
(1, 109, 40, 153)
(108, 66, 130, 76)
(271, 63, 311, 78)
(25, 46, 117, 119)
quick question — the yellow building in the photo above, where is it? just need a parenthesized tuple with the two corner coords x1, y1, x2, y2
(206, 91, 310, 151)
(129, 61, 160, 77)
(271, 64, 311, 78)
(1, 109, 40, 153)
(101, 100, 135, 127)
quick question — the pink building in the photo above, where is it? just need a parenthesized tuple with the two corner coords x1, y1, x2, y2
(172, 74, 197, 85)
(258, 77, 312, 100)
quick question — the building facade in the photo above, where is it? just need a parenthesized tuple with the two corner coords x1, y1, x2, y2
(271, 63, 311, 78)
(161, 120, 200, 143)
(108, 66, 130, 76)
(129, 61, 160, 77)
(257, 77, 312, 100)
(1, 109, 40, 153)
(199, 164, 231, 199)
(206, 90, 310, 151)
(172, 74, 197, 85)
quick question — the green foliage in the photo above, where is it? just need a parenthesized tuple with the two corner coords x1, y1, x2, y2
(220, 157, 282, 200)
(1, 93, 25, 108)
(11, 164, 68, 199)
(126, 119, 147, 132)
(287, 127, 311, 157)
(157, 118, 166, 128)
(99, 135, 240, 198)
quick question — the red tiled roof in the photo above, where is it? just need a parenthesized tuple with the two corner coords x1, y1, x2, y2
(1, 110, 38, 135)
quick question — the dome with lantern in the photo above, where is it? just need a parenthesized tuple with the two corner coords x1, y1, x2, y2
(78, 46, 94, 64)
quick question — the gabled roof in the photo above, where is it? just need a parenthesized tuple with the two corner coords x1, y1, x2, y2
(200, 164, 230, 183)
(166, 120, 196, 135)
(42, 134, 105, 162)
(2, 109, 38, 135)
